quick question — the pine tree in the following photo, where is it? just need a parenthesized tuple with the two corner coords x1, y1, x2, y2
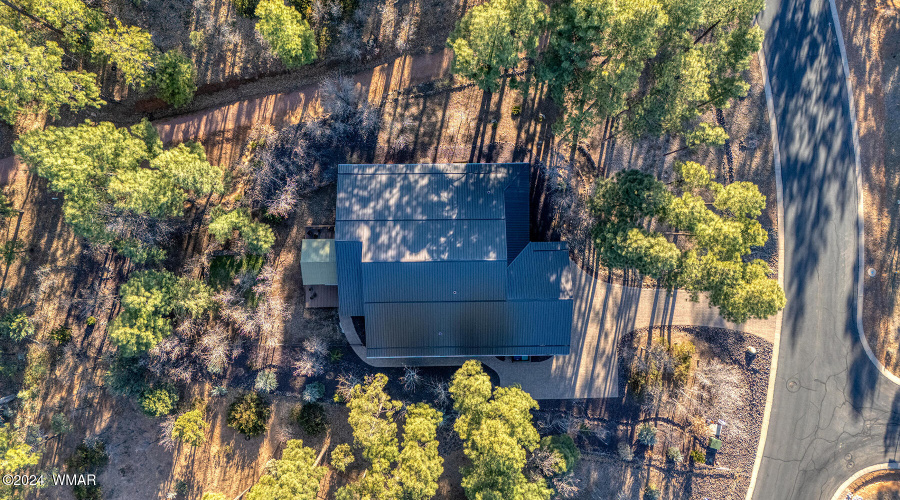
(153, 49, 196, 108)
(396, 404, 444, 500)
(89, 20, 157, 88)
(338, 374, 444, 500)
(0, 26, 104, 124)
(538, 0, 665, 140)
(589, 166, 785, 323)
(0, 424, 41, 498)
(536, 0, 764, 139)
(447, 0, 546, 92)
(109, 270, 213, 356)
(255, 0, 317, 69)
(245, 439, 326, 500)
(450, 360, 551, 500)
(172, 409, 209, 447)
(13, 120, 223, 250)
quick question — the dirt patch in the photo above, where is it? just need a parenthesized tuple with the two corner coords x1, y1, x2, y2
(837, 0, 900, 375)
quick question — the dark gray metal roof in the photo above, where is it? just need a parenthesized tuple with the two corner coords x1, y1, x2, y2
(507, 242, 573, 300)
(336, 220, 508, 262)
(335, 163, 573, 358)
(335, 241, 364, 316)
(361, 261, 507, 303)
(337, 172, 509, 221)
(504, 166, 531, 263)
(363, 301, 570, 358)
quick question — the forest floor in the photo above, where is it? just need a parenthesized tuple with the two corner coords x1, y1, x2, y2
(837, 0, 900, 376)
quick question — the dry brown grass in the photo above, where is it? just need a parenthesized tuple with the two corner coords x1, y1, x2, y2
(837, 0, 900, 374)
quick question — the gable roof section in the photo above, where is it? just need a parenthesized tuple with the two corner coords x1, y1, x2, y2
(335, 240, 363, 316)
(504, 165, 531, 263)
(507, 242, 573, 300)
(336, 220, 507, 262)
(361, 261, 507, 303)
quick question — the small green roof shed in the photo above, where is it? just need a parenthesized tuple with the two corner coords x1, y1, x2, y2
(301, 239, 338, 285)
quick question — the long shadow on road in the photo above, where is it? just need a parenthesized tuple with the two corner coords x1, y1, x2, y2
(753, 0, 900, 498)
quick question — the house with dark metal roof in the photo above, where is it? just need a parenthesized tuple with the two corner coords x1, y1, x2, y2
(331, 163, 573, 359)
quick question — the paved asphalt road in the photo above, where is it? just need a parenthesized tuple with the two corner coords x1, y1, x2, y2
(753, 0, 900, 498)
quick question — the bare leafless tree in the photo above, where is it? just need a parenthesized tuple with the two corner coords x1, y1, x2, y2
(527, 448, 559, 479)
(158, 416, 176, 451)
(335, 372, 361, 401)
(293, 352, 325, 378)
(552, 474, 581, 499)
(401, 366, 422, 392)
(680, 359, 747, 442)
(303, 336, 329, 356)
(428, 378, 451, 409)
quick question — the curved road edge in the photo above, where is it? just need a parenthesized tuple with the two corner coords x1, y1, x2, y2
(748, 0, 900, 498)
(829, 463, 900, 500)
(744, 46, 786, 500)
(822, 0, 900, 388)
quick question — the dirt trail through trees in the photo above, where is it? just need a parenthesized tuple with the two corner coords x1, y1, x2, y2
(0, 49, 454, 184)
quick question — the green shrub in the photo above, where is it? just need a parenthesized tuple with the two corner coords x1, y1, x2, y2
(666, 446, 682, 463)
(51, 325, 73, 345)
(172, 409, 208, 447)
(190, 30, 206, 50)
(51, 413, 73, 435)
(689, 449, 705, 464)
(617, 442, 634, 461)
(86, 316, 97, 326)
(232, 0, 260, 17)
(209, 209, 275, 254)
(0, 310, 34, 341)
(255, 369, 278, 393)
(103, 355, 147, 397)
(139, 386, 179, 417)
(255, 0, 317, 69)
(302, 381, 325, 402)
(1, 240, 25, 265)
(644, 484, 660, 500)
(66, 439, 108, 472)
(671, 341, 695, 386)
(153, 49, 196, 108)
(291, 402, 327, 435)
(208, 254, 265, 290)
(202, 493, 228, 500)
(227, 392, 270, 437)
(73, 484, 102, 500)
(330, 443, 353, 472)
(637, 424, 657, 447)
(539, 434, 580, 474)
(328, 349, 343, 363)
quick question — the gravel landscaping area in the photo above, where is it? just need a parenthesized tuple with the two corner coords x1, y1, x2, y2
(533, 326, 771, 499)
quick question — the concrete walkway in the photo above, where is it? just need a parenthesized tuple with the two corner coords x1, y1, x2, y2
(356, 264, 779, 400)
